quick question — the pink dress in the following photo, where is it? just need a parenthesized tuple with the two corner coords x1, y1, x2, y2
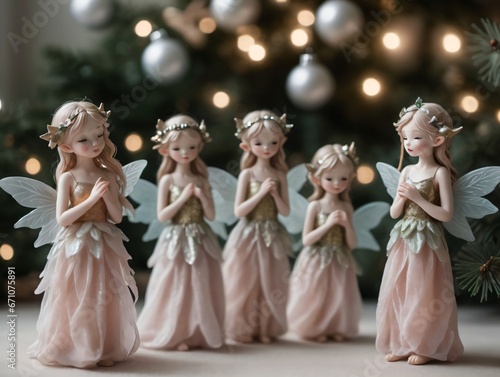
(137, 184, 225, 349)
(28, 182, 139, 368)
(287, 211, 361, 339)
(223, 178, 292, 342)
(376, 176, 464, 361)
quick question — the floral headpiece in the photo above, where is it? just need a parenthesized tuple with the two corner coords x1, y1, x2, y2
(306, 142, 359, 175)
(151, 118, 212, 149)
(396, 97, 462, 138)
(234, 114, 293, 139)
(40, 103, 110, 149)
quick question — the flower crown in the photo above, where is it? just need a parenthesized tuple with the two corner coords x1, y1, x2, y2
(40, 103, 110, 149)
(234, 114, 293, 139)
(306, 142, 359, 175)
(397, 97, 462, 138)
(151, 118, 212, 149)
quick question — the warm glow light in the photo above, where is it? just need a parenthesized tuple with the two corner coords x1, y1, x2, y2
(0, 99, 2, 111)
(248, 44, 266, 61)
(125, 133, 143, 152)
(496, 110, 500, 123)
(357, 165, 375, 184)
(213, 91, 230, 108)
(0, 244, 14, 261)
(199, 17, 216, 34)
(291, 29, 308, 47)
(297, 10, 315, 26)
(237, 34, 255, 52)
(134, 20, 153, 37)
(382, 32, 400, 50)
(25, 157, 41, 175)
(362, 78, 381, 96)
(461, 95, 479, 113)
(443, 33, 461, 53)
(274, 0, 288, 3)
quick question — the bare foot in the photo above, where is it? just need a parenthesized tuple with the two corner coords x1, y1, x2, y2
(259, 336, 271, 344)
(177, 343, 189, 351)
(97, 359, 114, 367)
(233, 335, 253, 343)
(408, 355, 433, 365)
(316, 335, 328, 343)
(332, 334, 345, 342)
(385, 354, 407, 362)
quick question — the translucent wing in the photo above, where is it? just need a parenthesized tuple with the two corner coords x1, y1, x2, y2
(123, 159, 148, 197)
(444, 166, 500, 241)
(279, 163, 309, 234)
(0, 177, 59, 247)
(376, 162, 400, 199)
(128, 179, 164, 242)
(353, 201, 390, 251)
(208, 167, 238, 239)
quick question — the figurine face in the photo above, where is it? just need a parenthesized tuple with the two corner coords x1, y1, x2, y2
(65, 117, 105, 158)
(401, 122, 434, 158)
(320, 163, 351, 195)
(167, 131, 200, 164)
(248, 127, 281, 159)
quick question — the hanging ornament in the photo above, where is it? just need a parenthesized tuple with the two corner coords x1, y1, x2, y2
(70, 0, 115, 29)
(314, 0, 363, 47)
(467, 18, 500, 87)
(141, 30, 189, 85)
(210, 0, 260, 32)
(286, 51, 335, 110)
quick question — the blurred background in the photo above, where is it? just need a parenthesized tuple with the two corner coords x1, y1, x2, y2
(1, 0, 499, 303)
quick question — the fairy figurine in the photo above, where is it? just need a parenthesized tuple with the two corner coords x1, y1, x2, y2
(0, 100, 146, 368)
(136, 115, 225, 351)
(287, 143, 388, 342)
(222, 109, 293, 344)
(376, 98, 500, 364)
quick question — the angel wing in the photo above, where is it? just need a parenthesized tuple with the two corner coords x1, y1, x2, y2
(0, 177, 59, 248)
(123, 160, 148, 197)
(128, 179, 165, 241)
(207, 167, 238, 239)
(353, 201, 390, 251)
(376, 162, 500, 242)
(279, 163, 309, 234)
(443, 166, 500, 241)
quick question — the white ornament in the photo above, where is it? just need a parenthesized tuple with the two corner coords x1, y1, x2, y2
(210, 0, 260, 31)
(315, 0, 363, 47)
(141, 30, 189, 84)
(70, 0, 115, 29)
(286, 53, 335, 110)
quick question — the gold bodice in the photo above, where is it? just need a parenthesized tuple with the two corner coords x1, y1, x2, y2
(246, 180, 278, 222)
(170, 184, 204, 224)
(70, 182, 108, 223)
(403, 177, 439, 221)
(316, 212, 345, 246)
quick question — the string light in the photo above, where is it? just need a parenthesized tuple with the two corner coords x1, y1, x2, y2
(382, 32, 400, 50)
(0, 244, 14, 261)
(460, 95, 479, 113)
(362, 78, 381, 97)
(290, 29, 308, 47)
(248, 44, 266, 61)
(213, 91, 230, 108)
(134, 20, 152, 37)
(125, 133, 143, 152)
(237, 34, 255, 52)
(199, 17, 216, 34)
(25, 157, 41, 175)
(357, 165, 375, 184)
(297, 10, 315, 27)
(443, 33, 461, 53)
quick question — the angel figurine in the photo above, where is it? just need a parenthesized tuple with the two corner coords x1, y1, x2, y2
(376, 98, 500, 365)
(223, 109, 293, 344)
(287, 143, 388, 342)
(0, 100, 147, 368)
(135, 115, 226, 351)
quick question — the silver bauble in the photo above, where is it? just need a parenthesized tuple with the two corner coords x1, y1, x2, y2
(70, 0, 115, 29)
(210, 0, 260, 31)
(141, 30, 189, 84)
(315, 0, 363, 47)
(286, 53, 335, 110)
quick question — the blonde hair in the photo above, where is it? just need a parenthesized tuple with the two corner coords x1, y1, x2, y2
(238, 110, 288, 172)
(155, 115, 208, 182)
(308, 144, 355, 202)
(51, 100, 130, 209)
(394, 102, 459, 184)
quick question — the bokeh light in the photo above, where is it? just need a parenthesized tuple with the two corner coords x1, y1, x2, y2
(297, 10, 315, 27)
(290, 29, 308, 47)
(357, 165, 376, 184)
(0, 244, 14, 261)
(25, 157, 41, 175)
(362, 78, 382, 97)
(382, 32, 400, 50)
(443, 33, 461, 53)
(125, 133, 143, 152)
(213, 91, 230, 108)
(237, 34, 255, 52)
(199, 17, 216, 34)
(134, 20, 152, 37)
(460, 95, 479, 113)
(248, 44, 266, 61)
